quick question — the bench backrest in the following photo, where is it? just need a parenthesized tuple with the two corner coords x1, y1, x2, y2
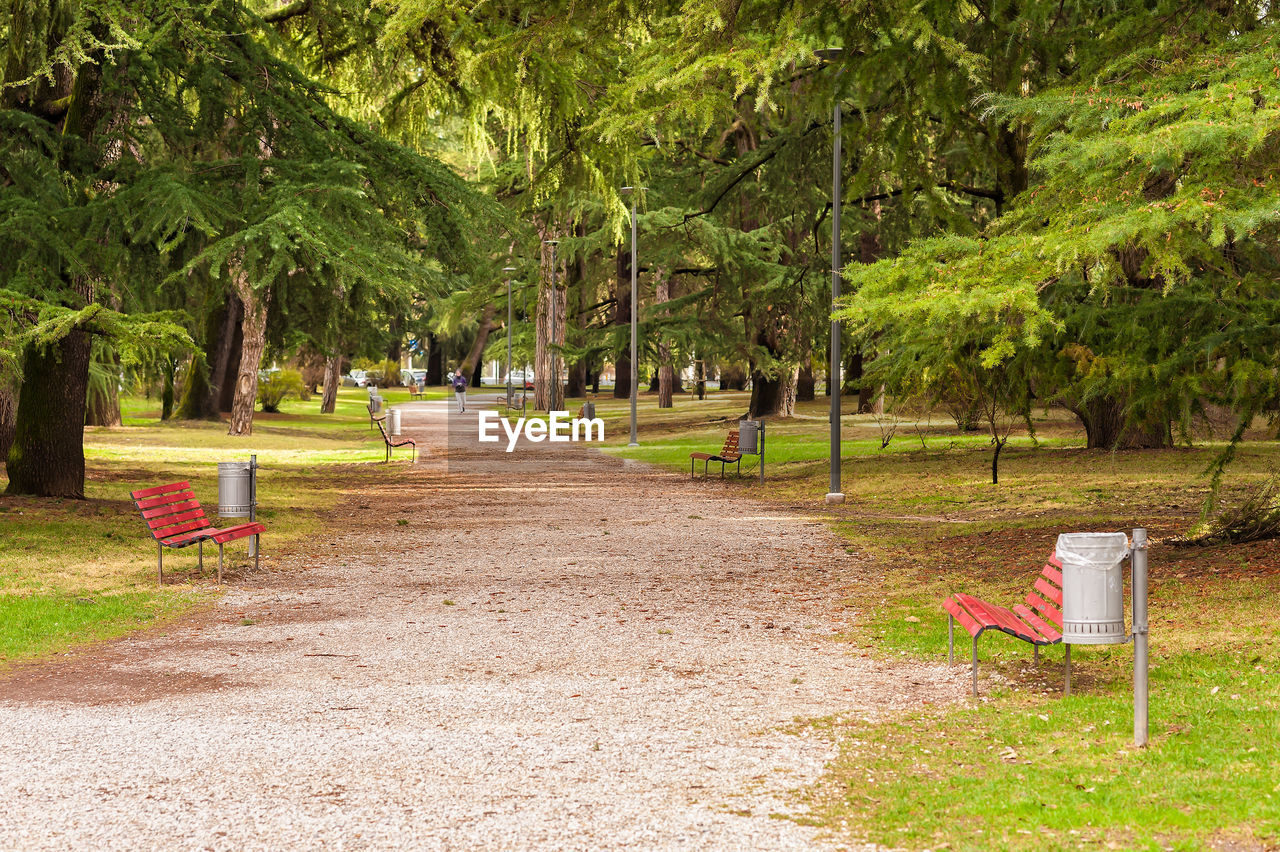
(408, 383, 419, 394)
(130, 481, 212, 544)
(375, 417, 393, 443)
(720, 431, 741, 459)
(1024, 556, 1064, 629)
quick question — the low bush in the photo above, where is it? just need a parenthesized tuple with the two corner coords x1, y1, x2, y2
(258, 369, 304, 412)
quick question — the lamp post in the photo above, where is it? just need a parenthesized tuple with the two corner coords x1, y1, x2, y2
(503, 266, 517, 406)
(817, 47, 845, 505)
(621, 187, 644, 446)
(543, 240, 560, 412)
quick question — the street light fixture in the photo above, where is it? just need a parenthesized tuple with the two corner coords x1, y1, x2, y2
(503, 266, 517, 406)
(621, 186, 645, 447)
(543, 240, 560, 412)
(817, 47, 845, 505)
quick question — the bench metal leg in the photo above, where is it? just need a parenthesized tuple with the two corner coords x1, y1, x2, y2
(1064, 644, 1071, 696)
(198, 540, 204, 574)
(971, 635, 979, 697)
(690, 458, 695, 479)
(157, 542, 163, 586)
(1034, 643, 1040, 667)
(254, 534, 260, 572)
(218, 542, 224, 585)
(948, 615, 954, 665)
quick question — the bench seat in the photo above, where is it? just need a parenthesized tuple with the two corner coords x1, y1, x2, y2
(945, 557, 1068, 696)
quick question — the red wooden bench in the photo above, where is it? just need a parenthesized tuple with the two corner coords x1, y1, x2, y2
(130, 481, 266, 585)
(944, 555, 1069, 696)
(375, 416, 416, 463)
(689, 431, 741, 479)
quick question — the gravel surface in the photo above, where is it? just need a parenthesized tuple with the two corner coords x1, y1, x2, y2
(0, 401, 964, 850)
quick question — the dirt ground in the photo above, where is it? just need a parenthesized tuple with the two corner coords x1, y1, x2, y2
(0, 401, 963, 850)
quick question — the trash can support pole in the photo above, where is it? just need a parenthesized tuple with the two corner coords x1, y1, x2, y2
(759, 422, 765, 484)
(1064, 644, 1071, 696)
(1132, 527, 1149, 747)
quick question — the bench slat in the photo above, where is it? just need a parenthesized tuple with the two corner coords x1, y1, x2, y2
(944, 596, 983, 637)
(1034, 576, 1063, 606)
(1013, 603, 1062, 643)
(1025, 591, 1063, 628)
(148, 508, 209, 532)
(1042, 564, 1063, 587)
(140, 499, 202, 520)
(955, 594, 1040, 643)
(207, 522, 265, 544)
(130, 481, 190, 501)
(135, 490, 198, 511)
(156, 519, 213, 542)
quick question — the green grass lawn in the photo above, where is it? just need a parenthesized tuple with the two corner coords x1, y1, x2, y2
(0, 387, 404, 667)
(578, 388, 1280, 851)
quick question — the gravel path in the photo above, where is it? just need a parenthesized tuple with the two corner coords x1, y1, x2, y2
(0, 401, 963, 850)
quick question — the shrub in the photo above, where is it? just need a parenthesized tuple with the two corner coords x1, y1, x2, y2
(257, 369, 304, 413)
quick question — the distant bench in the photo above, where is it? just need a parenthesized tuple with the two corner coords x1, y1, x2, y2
(689, 431, 741, 478)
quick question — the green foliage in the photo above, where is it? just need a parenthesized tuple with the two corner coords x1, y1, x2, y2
(256, 368, 304, 413)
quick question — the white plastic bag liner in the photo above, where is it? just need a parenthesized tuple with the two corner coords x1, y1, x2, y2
(1056, 532, 1129, 644)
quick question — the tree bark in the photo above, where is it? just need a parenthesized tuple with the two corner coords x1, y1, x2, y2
(655, 271, 674, 409)
(0, 380, 17, 470)
(796, 364, 816, 401)
(426, 335, 444, 385)
(611, 245, 633, 400)
(1071, 396, 1172, 449)
(320, 355, 340, 413)
(749, 365, 799, 419)
(85, 349, 121, 427)
(460, 304, 497, 381)
(227, 267, 269, 436)
(721, 365, 747, 391)
(5, 331, 92, 497)
(534, 237, 566, 411)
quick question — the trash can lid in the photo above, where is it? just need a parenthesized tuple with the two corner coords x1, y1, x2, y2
(1056, 532, 1129, 566)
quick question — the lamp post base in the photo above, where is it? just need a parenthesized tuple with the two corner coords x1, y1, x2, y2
(627, 442, 639, 448)
(824, 492, 846, 505)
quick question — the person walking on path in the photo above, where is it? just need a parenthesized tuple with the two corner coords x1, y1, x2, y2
(451, 368, 469, 413)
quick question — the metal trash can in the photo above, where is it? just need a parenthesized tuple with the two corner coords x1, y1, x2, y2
(217, 461, 254, 518)
(370, 394, 383, 414)
(582, 401, 596, 420)
(1056, 532, 1130, 644)
(386, 407, 401, 436)
(738, 420, 760, 454)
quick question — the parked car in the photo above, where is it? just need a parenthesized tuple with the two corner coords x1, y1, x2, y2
(405, 369, 427, 386)
(342, 370, 370, 388)
(508, 369, 535, 390)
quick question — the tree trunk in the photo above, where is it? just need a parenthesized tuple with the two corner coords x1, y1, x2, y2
(320, 355, 340, 414)
(426, 335, 444, 385)
(655, 272, 674, 408)
(227, 269, 269, 437)
(461, 304, 496, 381)
(5, 331, 92, 497)
(85, 350, 121, 427)
(695, 359, 706, 400)
(797, 364, 816, 401)
(612, 245, 633, 400)
(1072, 396, 1172, 449)
(386, 313, 404, 362)
(160, 357, 176, 420)
(534, 237, 566, 411)
(213, 297, 244, 413)
(721, 365, 747, 391)
(0, 381, 17, 470)
(749, 365, 799, 419)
